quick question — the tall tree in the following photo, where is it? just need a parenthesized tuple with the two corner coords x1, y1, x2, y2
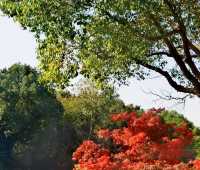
(0, 64, 63, 169)
(1, 1, 200, 97)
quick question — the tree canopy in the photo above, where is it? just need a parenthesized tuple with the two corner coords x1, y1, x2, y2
(0, 63, 63, 143)
(0, 64, 64, 169)
(58, 80, 138, 141)
(1, 1, 200, 97)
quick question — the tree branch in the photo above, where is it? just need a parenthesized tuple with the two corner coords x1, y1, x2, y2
(144, 90, 192, 105)
(188, 41, 200, 56)
(147, 52, 171, 57)
(163, 0, 200, 80)
(103, 5, 200, 95)
(136, 60, 197, 95)
(165, 40, 200, 91)
(182, 36, 200, 80)
(142, 29, 180, 41)
(148, 13, 200, 91)
(176, 22, 200, 79)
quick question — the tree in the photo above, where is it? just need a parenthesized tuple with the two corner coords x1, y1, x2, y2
(58, 80, 139, 141)
(1, 1, 200, 97)
(158, 110, 200, 160)
(0, 64, 63, 169)
(159, 110, 194, 127)
(72, 109, 200, 170)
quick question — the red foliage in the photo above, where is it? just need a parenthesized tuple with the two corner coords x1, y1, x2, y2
(72, 109, 199, 170)
(193, 160, 200, 169)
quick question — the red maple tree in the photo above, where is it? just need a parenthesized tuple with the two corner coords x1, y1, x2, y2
(72, 109, 200, 170)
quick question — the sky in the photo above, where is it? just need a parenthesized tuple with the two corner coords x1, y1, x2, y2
(0, 14, 200, 126)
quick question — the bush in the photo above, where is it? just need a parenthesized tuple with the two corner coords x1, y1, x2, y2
(72, 109, 200, 170)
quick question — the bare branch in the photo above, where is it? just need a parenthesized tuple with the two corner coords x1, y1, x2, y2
(143, 89, 192, 106)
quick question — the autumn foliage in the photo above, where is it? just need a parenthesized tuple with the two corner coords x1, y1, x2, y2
(72, 109, 200, 170)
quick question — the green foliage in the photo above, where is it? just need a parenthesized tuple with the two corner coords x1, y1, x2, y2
(58, 81, 132, 140)
(160, 110, 193, 127)
(0, 0, 82, 86)
(0, 63, 63, 143)
(1, 0, 200, 95)
(159, 110, 200, 159)
(0, 64, 64, 169)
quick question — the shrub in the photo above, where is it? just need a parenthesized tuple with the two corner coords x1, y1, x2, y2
(72, 109, 200, 170)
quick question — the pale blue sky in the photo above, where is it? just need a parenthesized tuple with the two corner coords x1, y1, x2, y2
(0, 14, 200, 126)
